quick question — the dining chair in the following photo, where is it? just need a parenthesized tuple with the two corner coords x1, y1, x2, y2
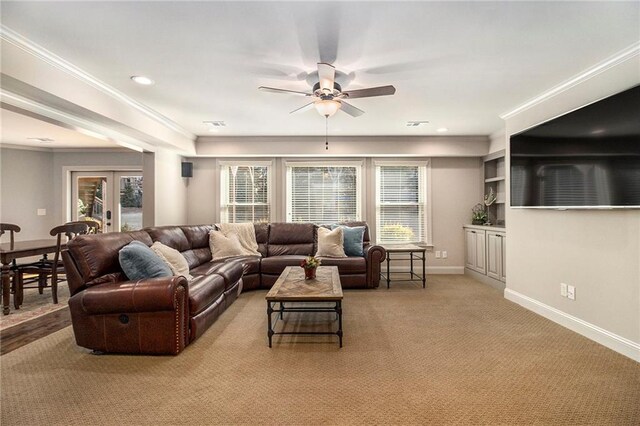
(13, 222, 90, 307)
(66, 220, 100, 234)
(0, 223, 20, 249)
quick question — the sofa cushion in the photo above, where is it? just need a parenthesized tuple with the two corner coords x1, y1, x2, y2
(316, 227, 347, 258)
(209, 230, 246, 261)
(254, 223, 269, 257)
(182, 248, 213, 270)
(146, 227, 190, 252)
(188, 274, 226, 315)
(331, 225, 366, 257)
(317, 256, 366, 274)
(211, 256, 261, 275)
(119, 241, 173, 281)
(67, 231, 152, 282)
(260, 255, 308, 274)
(339, 221, 370, 244)
(150, 241, 193, 280)
(180, 225, 215, 249)
(190, 259, 243, 290)
(267, 223, 316, 256)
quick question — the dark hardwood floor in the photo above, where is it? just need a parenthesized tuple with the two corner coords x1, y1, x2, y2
(0, 308, 71, 355)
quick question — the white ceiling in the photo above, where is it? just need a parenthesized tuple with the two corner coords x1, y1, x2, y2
(1, 1, 638, 137)
(0, 108, 120, 148)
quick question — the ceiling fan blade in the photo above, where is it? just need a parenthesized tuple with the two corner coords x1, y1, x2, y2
(317, 63, 336, 93)
(339, 101, 365, 117)
(289, 102, 316, 114)
(258, 86, 312, 96)
(343, 85, 396, 99)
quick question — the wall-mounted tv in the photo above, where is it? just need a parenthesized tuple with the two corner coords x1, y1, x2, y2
(510, 84, 640, 209)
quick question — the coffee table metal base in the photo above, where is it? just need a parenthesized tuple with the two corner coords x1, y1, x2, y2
(267, 301, 343, 348)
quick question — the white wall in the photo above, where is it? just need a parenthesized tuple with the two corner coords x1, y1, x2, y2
(150, 148, 188, 226)
(0, 147, 56, 240)
(504, 54, 640, 358)
(186, 155, 482, 273)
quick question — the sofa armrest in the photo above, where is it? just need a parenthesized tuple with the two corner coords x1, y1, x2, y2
(77, 276, 189, 315)
(364, 244, 386, 288)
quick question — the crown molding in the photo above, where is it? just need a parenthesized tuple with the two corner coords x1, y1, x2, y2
(500, 41, 640, 120)
(0, 143, 53, 153)
(1, 90, 157, 153)
(0, 25, 195, 141)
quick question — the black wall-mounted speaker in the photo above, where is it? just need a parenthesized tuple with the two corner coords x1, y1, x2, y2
(181, 162, 193, 178)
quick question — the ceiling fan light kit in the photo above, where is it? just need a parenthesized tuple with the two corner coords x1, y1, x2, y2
(315, 99, 341, 117)
(258, 62, 396, 119)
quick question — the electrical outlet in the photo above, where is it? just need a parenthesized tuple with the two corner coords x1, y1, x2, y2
(560, 283, 568, 297)
(435, 251, 441, 258)
(442, 251, 448, 259)
(37, 209, 46, 216)
(567, 285, 576, 300)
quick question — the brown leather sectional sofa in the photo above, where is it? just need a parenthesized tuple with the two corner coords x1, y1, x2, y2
(62, 222, 385, 355)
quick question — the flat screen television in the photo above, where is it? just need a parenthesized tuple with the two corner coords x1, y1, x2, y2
(510, 84, 640, 209)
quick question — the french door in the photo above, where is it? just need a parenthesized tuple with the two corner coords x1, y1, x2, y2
(71, 171, 143, 233)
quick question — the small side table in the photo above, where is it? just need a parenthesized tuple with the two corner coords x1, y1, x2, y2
(380, 244, 426, 289)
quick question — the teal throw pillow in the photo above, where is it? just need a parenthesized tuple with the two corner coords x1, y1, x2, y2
(330, 225, 366, 257)
(119, 240, 172, 281)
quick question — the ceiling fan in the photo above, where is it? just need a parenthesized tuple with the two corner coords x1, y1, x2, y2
(258, 63, 396, 118)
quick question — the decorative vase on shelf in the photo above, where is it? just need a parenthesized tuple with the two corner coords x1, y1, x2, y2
(472, 219, 484, 225)
(304, 267, 317, 280)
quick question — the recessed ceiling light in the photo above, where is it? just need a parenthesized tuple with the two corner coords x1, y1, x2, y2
(130, 75, 155, 86)
(406, 121, 429, 127)
(436, 127, 449, 133)
(27, 137, 55, 143)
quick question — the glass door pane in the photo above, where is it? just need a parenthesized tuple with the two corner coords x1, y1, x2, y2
(75, 176, 108, 233)
(118, 174, 143, 231)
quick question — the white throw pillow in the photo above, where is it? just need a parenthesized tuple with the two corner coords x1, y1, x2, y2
(150, 241, 193, 280)
(315, 227, 347, 258)
(209, 230, 246, 261)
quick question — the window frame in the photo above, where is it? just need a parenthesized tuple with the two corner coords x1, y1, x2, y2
(219, 160, 274, 224)
(374, 159, 432, 246)
(284, 160, 364, 224)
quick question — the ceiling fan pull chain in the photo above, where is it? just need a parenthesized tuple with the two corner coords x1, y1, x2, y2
(325, 115, 329, 150)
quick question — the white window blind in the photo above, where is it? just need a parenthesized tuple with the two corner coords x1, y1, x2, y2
(286, 164, 361, 223)
(376, 164, 427, 244)
(220, 164, 271, 223)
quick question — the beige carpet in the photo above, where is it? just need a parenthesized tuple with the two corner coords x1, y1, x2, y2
(1, 275, 639, 425)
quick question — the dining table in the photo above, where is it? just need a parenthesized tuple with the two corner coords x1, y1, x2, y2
(0, 239, 65, 315)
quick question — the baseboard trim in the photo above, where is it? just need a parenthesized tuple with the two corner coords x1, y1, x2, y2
(388, 266, 464, 275)
(504, 288, 640, 362)
(465, 268, 505, 292)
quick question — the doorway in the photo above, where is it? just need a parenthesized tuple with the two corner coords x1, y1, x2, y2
(70, 171, 143, 233)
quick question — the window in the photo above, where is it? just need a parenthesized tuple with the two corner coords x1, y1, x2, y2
(220, 162, 271, 223)
(375, 162, 429, 244)
(286, 163, 361, 223)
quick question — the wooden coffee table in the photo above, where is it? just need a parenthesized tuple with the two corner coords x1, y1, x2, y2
(265, 266, 343, 348)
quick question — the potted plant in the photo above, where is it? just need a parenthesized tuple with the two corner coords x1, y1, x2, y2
(471, 203, 488, 225)
(300, 256, 321, 280)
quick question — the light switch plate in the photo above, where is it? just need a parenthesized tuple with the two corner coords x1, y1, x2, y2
(37, 208, 46, 216)
(435, 251, 441, 258)
(442, 251, 448, 259)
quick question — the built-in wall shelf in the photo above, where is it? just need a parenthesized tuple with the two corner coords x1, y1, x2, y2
(483, 150, 506, 227)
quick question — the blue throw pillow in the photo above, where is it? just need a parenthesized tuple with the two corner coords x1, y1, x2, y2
(331, 225, 366, 257)
(119, 240, 172, 281)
